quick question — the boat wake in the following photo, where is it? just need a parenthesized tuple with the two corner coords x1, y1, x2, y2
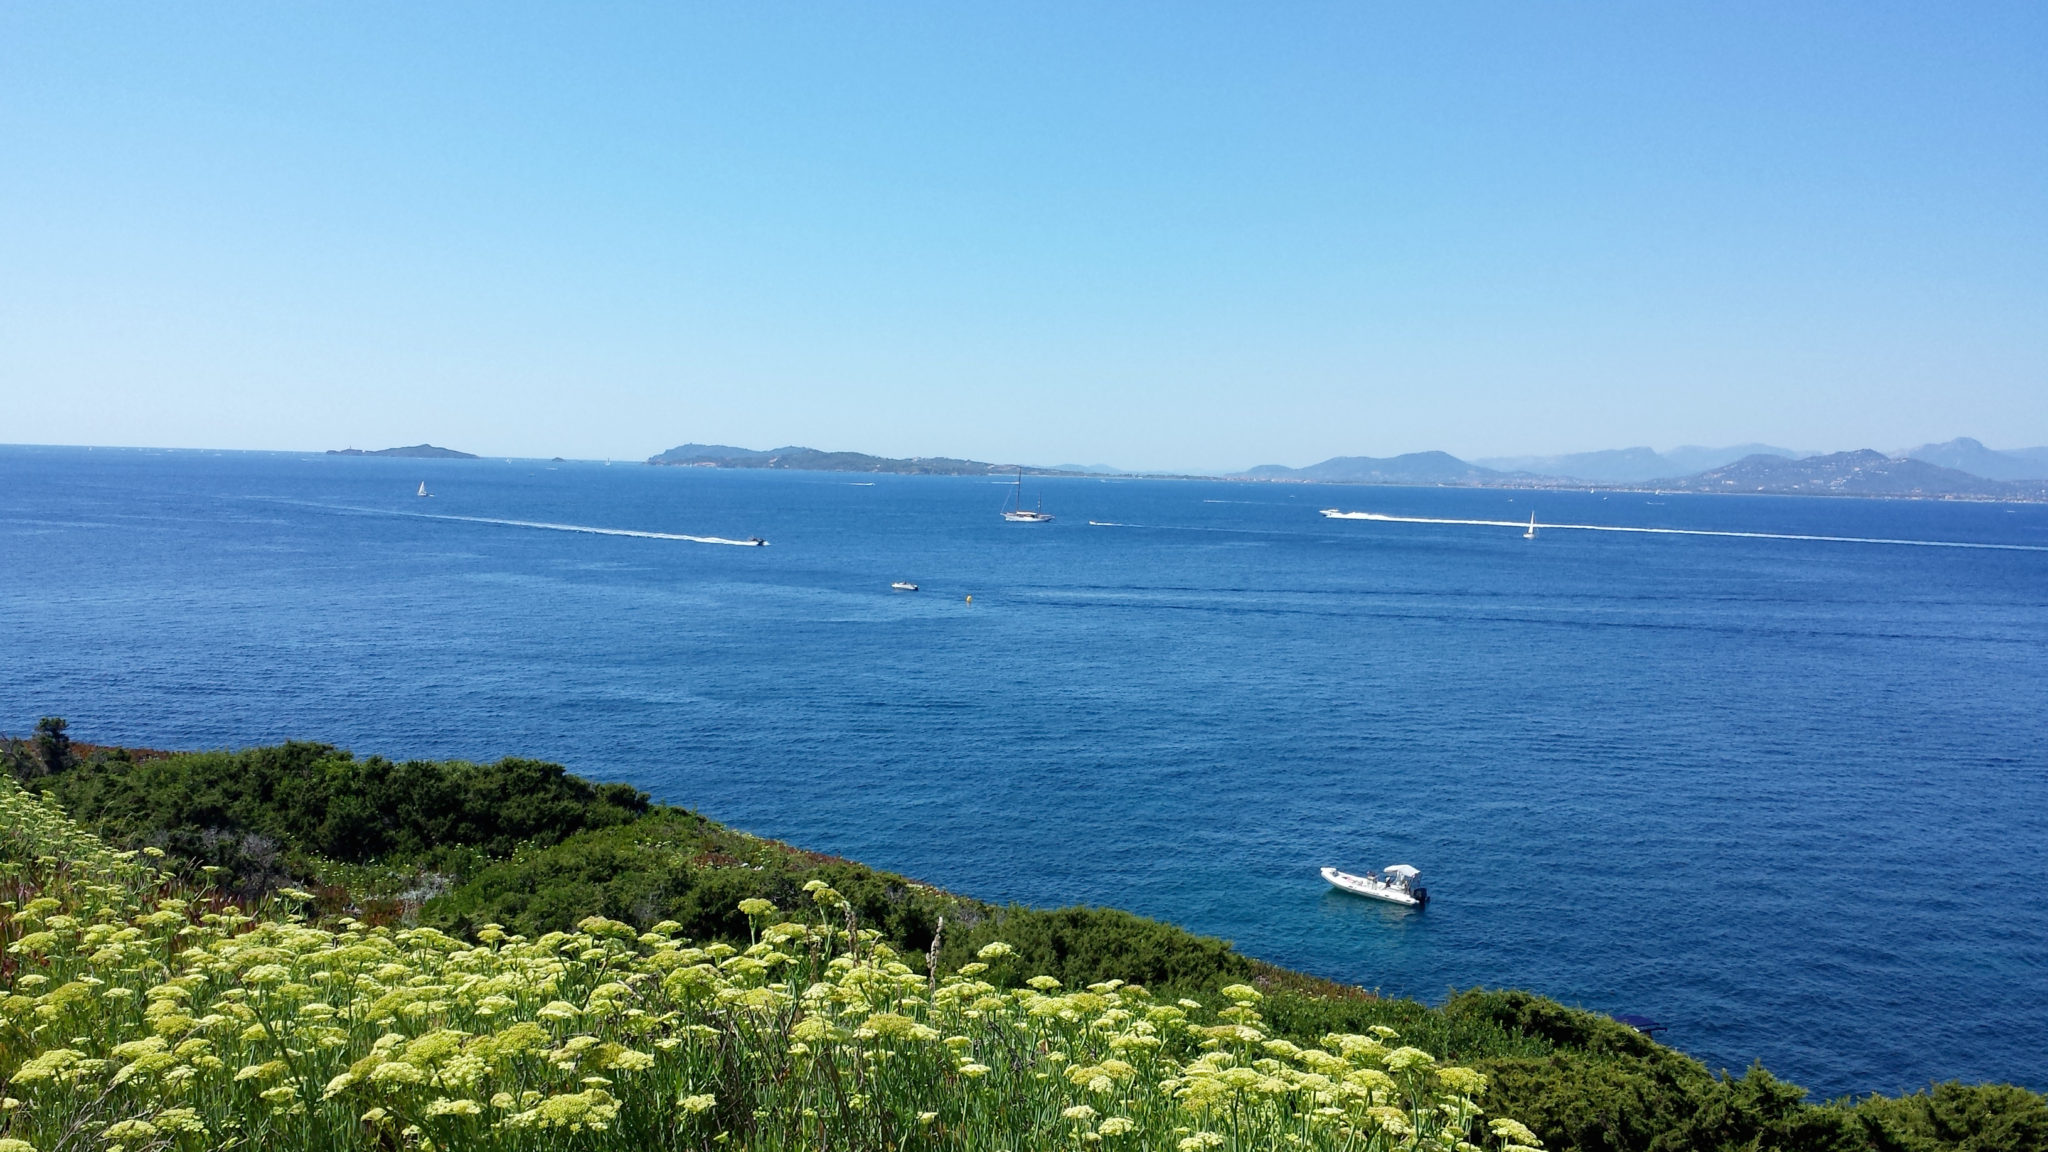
(279, 501, 768, 546)
(1088, 520, 1273, 535)
(1319, 510, 2048, 552)
(418, 512, 767, 546)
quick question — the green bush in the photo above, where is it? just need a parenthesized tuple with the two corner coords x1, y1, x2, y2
(1845, 1082, 2048, 1152)
(20, 741, 647, 893)
(419, 808, 956, 952)
(936, 904, 1254, 994)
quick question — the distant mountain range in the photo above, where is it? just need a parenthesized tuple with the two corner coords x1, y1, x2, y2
(1472, 444, 1808, 483)
(327, 444, 478, 459)
(1456, 438, 2048, 486)
(640, 438, 2047, 500)
(1240, 440, 2048, 500)
(647, 443, 1079, 476)
(1242, 451, 1506, 484)
(1661, 450, 2046, 499)
(1900, 437, 2048, 482)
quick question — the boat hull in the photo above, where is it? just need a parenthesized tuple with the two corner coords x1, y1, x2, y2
(1003, 511, 1054, 522)
(1321, 866, 1426, 907)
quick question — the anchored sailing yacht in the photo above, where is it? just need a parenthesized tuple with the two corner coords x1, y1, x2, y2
(1001, 468, 1054, 522)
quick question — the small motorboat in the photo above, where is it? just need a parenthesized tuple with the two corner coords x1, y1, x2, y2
(891, 581, 919, 592)
(745, 537, 766, 546)
(1321, 864, 1428, 907)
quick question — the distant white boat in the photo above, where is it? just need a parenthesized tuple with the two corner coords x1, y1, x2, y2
(891, 581, 919, 592)
(1001, 467, 1054, 522)
(1321, 864, 1428, 907)
(417, 482, 432, 498)
(1523, 512, 1536, 539)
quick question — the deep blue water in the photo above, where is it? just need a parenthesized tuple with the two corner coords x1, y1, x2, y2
(3, 444, 2045, 1099)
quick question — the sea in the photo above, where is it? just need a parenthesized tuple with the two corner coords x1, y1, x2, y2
(3, 444, 2044, 1100)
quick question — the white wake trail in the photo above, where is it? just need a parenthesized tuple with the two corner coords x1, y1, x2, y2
(1318, 510, 2048, 553)
(422, 512, 766, 546)
(277, 500, 769, 546)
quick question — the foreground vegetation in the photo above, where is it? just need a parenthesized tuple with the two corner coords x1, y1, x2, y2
(4, 731, 2043, 1152)
(1, 776, 1532, 1152)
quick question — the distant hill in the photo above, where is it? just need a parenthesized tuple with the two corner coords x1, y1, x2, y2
(1904, 437, 2048, 482)
(1241, 451, 1508, 484)
(1657, 443, 1806, 475)
(648, 443, 1048, 476)
(1235, 444, 2042, 500)
(1475, 444, 1803, 483)
(650, 443, 765, 462)
(1660, 450, 2040, 498)
(638, 439, 2045, 499)
(1473, 447, 1671, 483)
(327, 444, 478, 459)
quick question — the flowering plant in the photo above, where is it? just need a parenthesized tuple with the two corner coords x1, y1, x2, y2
(0, 777, 1536, 1152)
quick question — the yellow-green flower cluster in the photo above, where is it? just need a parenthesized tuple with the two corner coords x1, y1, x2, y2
(0, 777, 1538, 1152)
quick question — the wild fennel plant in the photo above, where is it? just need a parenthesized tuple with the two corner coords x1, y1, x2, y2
(0, 777, 1539, 1152)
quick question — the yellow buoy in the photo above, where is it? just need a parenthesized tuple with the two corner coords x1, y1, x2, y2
(965, 595, 972, 604)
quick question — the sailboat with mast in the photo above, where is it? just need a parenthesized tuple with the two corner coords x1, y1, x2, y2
(1001, 467, 1054, 522)
(1523, 512, 1536, 539)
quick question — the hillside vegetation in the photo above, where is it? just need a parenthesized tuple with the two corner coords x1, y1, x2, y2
(5, 735, 2042, 1152)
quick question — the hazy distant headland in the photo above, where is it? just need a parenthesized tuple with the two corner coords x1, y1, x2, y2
(1242, 437, 2048, 501)
(647, 442, 1085, 476)
(327, 444, 479, 459)
(1471, 443, 1811, 483)
(638, 437, 2048, 500)
(1660, 450, 2047, 499)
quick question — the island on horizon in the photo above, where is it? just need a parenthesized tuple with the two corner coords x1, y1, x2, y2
(647, 442, 1083, 476)
(328, 444, 480, 459)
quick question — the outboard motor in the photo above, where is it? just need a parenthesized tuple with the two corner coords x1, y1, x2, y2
(1411, 887, 1428, 906)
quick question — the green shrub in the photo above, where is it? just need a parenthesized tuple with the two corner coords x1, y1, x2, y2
(937, 904, 1253, 994)
(24, 742, 647, 892)
(1844, 1082, 2048, 1152)
(420, 808, 957, 952)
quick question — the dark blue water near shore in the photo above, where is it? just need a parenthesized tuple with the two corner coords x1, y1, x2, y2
(4, 444, 2044, 1098)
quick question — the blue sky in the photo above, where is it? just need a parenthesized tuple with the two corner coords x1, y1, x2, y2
(3, 4, 2043, 471)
